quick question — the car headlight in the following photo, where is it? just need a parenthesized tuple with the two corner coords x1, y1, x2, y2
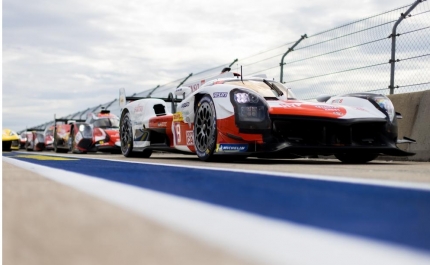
(234, 92, 259, 104)
(372, 95, 395, 121)
(229, 88, 271, 130)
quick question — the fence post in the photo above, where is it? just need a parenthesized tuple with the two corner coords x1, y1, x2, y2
(229, 58, 238, 67)
(177, 73, 193, 88)
(389, 0, 423, 94)
(146, 85, 161, 98)
(280, 34, 307, 83)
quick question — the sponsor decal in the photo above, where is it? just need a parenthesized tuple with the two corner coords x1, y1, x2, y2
(315, 105, 340, 110)
(157, 122, 167, 127)
(213, 92, 228, 98)
(279, 103, 302, 108)
(331, 99, 343, 104)
(186, 131, 194, 146)
(181, 102, 190, 108)
(216, 144, 248, 153)
(134, 104, 143, 113)
(355, 107, 367, 111)
(189, 83, 200, 92)
(173, 112, 183, 122)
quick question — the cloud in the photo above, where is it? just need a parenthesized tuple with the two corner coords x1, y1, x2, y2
(2, 0, 416, 131)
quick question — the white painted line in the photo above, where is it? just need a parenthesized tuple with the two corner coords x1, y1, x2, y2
(4, 156, 430, 265)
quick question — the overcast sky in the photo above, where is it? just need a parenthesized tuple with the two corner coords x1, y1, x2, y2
(2, 0, 411, 131)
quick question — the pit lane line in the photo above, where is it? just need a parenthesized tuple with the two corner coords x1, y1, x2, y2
(3, 153, 430, 265)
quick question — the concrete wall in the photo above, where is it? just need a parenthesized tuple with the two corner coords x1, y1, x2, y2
(388, 90, 430, 161)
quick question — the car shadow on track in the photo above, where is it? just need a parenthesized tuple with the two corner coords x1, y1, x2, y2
(148, 153, 404, 166)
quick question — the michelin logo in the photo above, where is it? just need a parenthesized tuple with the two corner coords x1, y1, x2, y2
(217, 144, 248, 152)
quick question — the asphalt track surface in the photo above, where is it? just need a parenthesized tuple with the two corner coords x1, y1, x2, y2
(3, 151, 430, 265)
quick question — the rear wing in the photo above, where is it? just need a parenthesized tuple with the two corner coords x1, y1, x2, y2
(119, 87, 182, 113)
(53, 116, 86, 139)
(25, 128, 45, 132)
(54, 118, 86, 124)
(118, 69, 239, 112)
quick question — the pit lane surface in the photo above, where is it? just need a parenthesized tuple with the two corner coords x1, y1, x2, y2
(3, 151, 430, 265)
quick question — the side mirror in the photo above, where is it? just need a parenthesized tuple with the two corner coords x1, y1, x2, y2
(175, 86, 192, 97)
(316, 94, 331, 102)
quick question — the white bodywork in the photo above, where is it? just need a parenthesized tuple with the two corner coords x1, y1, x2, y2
(121, 73, 392, 153)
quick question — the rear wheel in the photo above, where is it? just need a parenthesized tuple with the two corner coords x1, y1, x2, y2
(335, 153, 378, 164)
(137, 149, 153, 158)
(194, 95, 217, 161)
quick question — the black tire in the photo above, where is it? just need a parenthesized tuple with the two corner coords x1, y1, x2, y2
(194, 95, 217, 161)
(136, 149, 153, 158)
(3, 141, 12, 152)
(54, 141, 60, 153)
(335, 153, 378, 164)
(25, 141, 33, 152)
(120, 111, 135, 157)
(69, 128, 80, 154)
(54, 138, 68, 153)
(120, 111, 152, 158)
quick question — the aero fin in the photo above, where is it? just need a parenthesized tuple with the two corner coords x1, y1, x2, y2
(119, 88, 126, 111)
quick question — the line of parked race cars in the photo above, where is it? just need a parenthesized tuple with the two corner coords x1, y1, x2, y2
(2, 109, 121, 154)
(3, 68, 416, 163)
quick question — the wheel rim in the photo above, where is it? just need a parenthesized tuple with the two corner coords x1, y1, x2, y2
(195, 102, 215, 152)
(68, 136, 73, 151)
(120, 114, 133, 154)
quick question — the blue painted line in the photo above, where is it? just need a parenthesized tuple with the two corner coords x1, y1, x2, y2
(4, 152, 430, 253)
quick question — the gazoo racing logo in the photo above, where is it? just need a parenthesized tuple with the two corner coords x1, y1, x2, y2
(213, 92, 228, 98)
(216, 144, 248, 153)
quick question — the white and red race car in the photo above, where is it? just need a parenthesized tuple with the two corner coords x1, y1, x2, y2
(53, 110, 121, 154)
(119, 70, 414, 163)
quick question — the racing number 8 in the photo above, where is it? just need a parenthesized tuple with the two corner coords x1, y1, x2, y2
(175, 123, 181, 144)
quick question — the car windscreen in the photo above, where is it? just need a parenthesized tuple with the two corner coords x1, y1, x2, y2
(92, 118, 120, 128)
(225, 80, 296, 99)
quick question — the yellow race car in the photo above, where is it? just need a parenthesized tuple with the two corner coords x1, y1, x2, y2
(2, 128, 20, 151)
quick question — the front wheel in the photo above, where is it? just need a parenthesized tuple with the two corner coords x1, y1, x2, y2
(25, 141, 33, 152)
(3, 141, 12, 152)
(194, 95, 217, 161)
(335, 153, 378, 164)
(120, 111, 134, 157)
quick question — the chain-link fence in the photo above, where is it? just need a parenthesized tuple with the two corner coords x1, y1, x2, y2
(26, 0, 429, 131)
(243, 0, 429, 99)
